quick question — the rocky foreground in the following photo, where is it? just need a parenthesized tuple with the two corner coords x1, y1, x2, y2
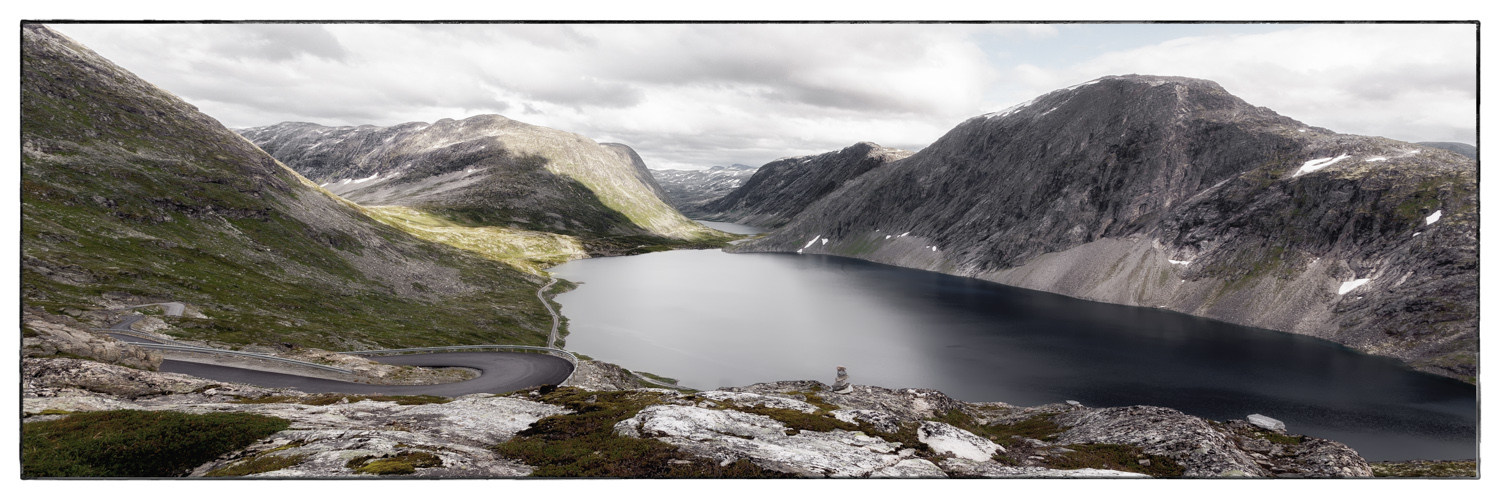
(24, 345, 1373, 478)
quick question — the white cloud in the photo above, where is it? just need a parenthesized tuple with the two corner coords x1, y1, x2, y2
(49, 23, 1475, 171)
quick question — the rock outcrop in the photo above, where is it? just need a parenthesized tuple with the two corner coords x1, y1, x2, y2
(22, 318, 161, 371)
(732, 75, 1477, 380)
(22, 356, 1372, 478)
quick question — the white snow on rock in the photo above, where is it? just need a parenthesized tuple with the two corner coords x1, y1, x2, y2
(885, 235, 891, 240)
(1365, 157, 1387, 162)
(820, 238, 828, 246)
(1426, 210, 1442, 225)
(319, 182, 329, 187)
(984, 99, 1035, 120)
(1294, 154, 1350, 177)
(1169, 259, 1191, 265)
(917, 421, 1002, 461)
(352, 172, 381, 183)
(1338, 279, 1370, 295)
(1413, 232, 1422, 237)
(339, 179, 352, 185)
(803, 235, 822, 249)
(899, 232, 910, 237)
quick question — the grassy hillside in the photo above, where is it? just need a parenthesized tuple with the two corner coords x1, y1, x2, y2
(21, 24, 558, 350)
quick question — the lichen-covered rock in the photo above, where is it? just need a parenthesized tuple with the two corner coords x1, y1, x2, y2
(918, 421, 1003, 461)
(696, 391, 821, 413)
(942, 458, 1149, 478)
(1247, 413, 1286, 431)
(615, 405, 945, 478)
(831, 409, 903, 434)
(23, 319, 162, 370)
(721, 381, 968, 422)
(564, 359, 648, 392)
(1051, 406, 1371, 477)
(23, 357, 219, 398)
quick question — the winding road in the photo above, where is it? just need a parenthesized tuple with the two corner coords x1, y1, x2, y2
(97, 281, 575, 396)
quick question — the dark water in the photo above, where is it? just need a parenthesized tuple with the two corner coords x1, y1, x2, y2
(548, 250, 1477, 461)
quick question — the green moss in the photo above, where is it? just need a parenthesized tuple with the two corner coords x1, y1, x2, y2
(347, 451, 443, 475)
(22, 410, 289, 477)
(204, 453, 307, 477)
(1045, 443, 1185, 478)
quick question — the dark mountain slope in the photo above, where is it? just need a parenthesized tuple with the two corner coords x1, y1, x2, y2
(238, 118, 727, 254)
(649, 164, 759, 217)
(698, 142, 913, 228)
(734, 75, 1477, 380)
(21, 24, 559, 350)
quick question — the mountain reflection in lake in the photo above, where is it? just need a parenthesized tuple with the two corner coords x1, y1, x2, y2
(547, 250, 1476, 461)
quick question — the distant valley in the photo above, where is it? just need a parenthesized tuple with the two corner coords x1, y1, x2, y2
(649, 164, 759, 217)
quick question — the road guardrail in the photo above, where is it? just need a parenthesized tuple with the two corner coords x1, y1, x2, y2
(341, 345, 579, 384)
(125, 342, 355, 374)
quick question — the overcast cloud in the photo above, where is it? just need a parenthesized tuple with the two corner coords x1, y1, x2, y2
(52, 23, 1475, 170)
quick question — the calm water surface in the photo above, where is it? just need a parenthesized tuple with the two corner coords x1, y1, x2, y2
(548, 249, 1477, 461)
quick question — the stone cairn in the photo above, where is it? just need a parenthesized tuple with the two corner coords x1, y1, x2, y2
(833, 365, 853, 394)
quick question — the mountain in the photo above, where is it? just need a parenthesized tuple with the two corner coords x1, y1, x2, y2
(237, 118, 726, 254)
(1416, 142, 1477, 160)
(733, 75, 1477, 380)
(697, 143, 913, 228)
(21, 24, 560, 350)
(648, 164, 759, 217)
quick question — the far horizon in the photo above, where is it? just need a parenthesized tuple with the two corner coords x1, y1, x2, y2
(50, 23, 1476, 170)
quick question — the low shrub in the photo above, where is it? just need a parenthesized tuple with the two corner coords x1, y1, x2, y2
(22, 410, 289, 477)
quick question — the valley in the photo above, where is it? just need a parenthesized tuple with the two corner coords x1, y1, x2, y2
(19, 23, 1478, 479)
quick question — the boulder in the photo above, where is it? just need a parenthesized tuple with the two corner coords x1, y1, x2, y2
(1247, 414, 1286, 431)
(918, 421, 1003, 461)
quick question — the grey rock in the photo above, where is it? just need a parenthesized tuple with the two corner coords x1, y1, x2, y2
(614, 405, 943, 478)
(1247, 413, 1286, 431)
(942, 458, 1150, 478)
(918, 421, 1004, 460)
(832, 365, 852, 393)
(699, 142, 913, 228)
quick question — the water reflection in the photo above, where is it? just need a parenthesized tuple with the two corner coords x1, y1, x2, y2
(548, 250, 1476, 461)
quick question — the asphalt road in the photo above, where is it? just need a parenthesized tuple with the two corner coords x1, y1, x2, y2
(159, 351, 574, 397)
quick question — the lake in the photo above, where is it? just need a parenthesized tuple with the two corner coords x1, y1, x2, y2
(547, 249, 1477, 461)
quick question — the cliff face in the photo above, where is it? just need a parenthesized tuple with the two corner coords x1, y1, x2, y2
(21, 24, 556, 349)
(649, 164, 759, 217)
(698, 142, 913, 228)
(733, 75, 1477, 380)
(238, 118, 719, 244)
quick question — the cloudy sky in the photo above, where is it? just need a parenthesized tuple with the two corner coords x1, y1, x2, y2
(52, 22, 1476, 171)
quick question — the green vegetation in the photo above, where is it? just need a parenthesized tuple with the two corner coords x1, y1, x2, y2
(494, 387, 795, 477)
(231, 394, 451, 406)
(1045, 443, 1186, 477)
(204, 447, 307, 477)
(1370, 460, 1477, 477)
(960, 413, 1065, 448)
(634, 372, 679, 384)
(22, 410, 289, 477)
(365, 206, 587, 275)
(347, 451, 443, 475)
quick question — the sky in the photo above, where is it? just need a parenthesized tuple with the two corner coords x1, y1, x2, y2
(48, 22, 1475, 171)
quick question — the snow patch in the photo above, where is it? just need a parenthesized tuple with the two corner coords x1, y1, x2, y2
(803, 235, 822, 249)
(1365, 157, 1387, 162)
(820, 238, 829, 246)
(899, 232, 910, 237)
(1413, 232, 1422, 237)
(885, 235, 891, 240)
(984, 99, 1035, 119)
(339, 179, 352, 185)
(319, 182, 329, 187)
(1294, 154, 1350, 177)
(1338, 279, 1370, 295)
(1426, 210, 1442, 225)
(1168, 260, 1191, 265)
(352, 172, 381, 183)
(1298, 129, 1307, 132)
